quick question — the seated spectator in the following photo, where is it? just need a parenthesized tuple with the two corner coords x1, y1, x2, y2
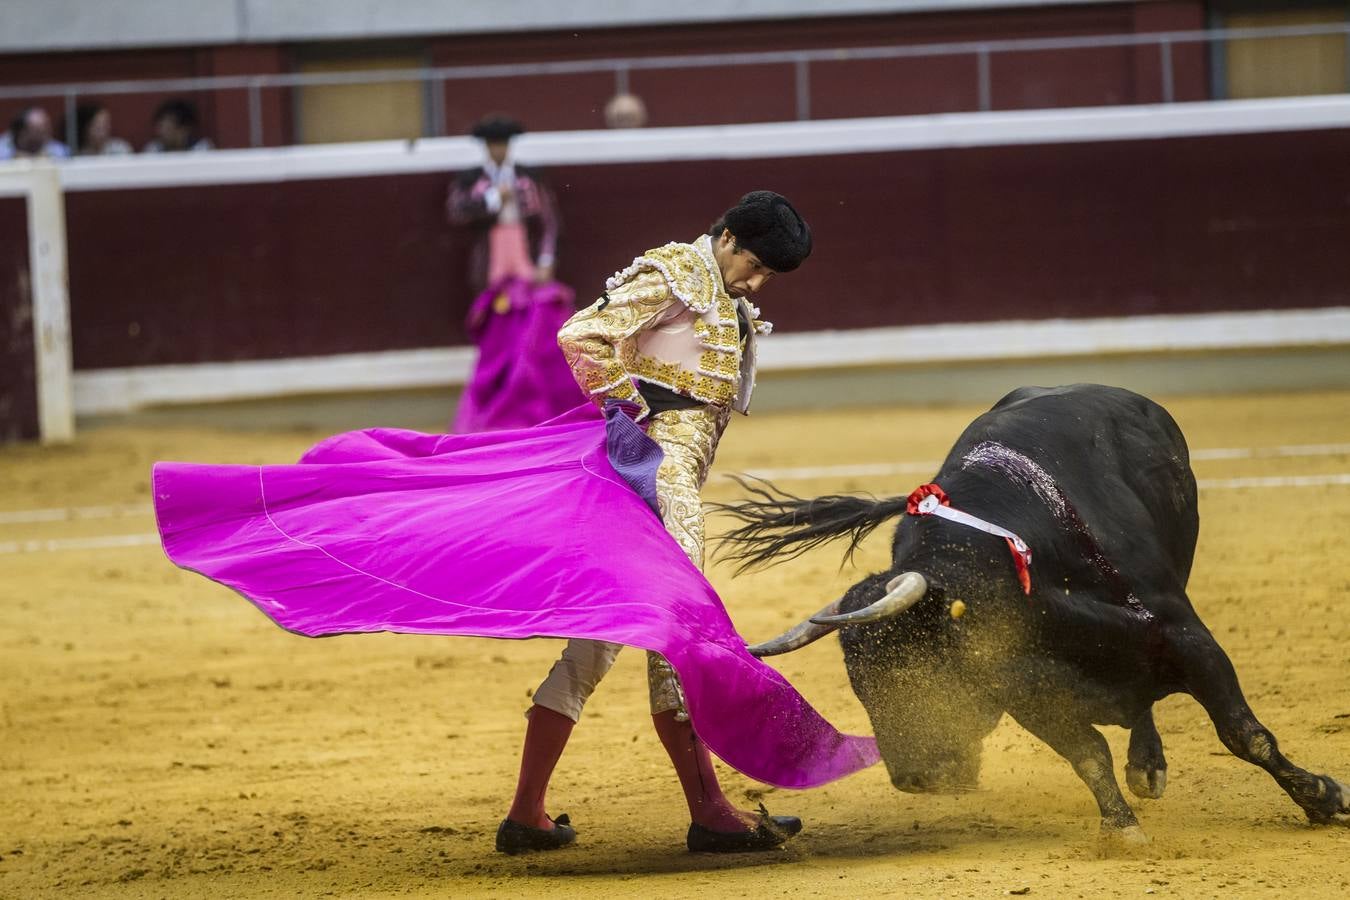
(0, 107, 71, 160)
(70, 104, 132, 156)
(143, 99, 213, 153)
(604, 92, 648, 129)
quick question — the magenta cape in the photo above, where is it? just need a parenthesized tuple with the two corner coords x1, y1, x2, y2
(452, 276, 584, 433)
(152, 404, 879, 789)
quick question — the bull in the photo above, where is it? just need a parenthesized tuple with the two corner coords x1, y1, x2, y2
(716, 384, 1347, 840)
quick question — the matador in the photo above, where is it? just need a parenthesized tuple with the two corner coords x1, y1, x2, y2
(497, 191, 815, 855)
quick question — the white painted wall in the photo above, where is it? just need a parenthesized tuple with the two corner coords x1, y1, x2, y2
(57, 95, 1350, 191)
(0, 0, 1140, 52)
(70, 308, 1350, 415)
(0, 0, 240, 53)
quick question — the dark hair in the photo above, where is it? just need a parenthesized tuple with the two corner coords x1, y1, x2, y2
(9, 105, 38, 141)
(471, 114, 524, 142)
(72, 103, 106, 148)
(708, 190, 813, 273)
(153, 98, 199, 129)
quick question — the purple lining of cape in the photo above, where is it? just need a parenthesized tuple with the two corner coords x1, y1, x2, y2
(152, 402, 879, 789)
(602, 399, 662, 515)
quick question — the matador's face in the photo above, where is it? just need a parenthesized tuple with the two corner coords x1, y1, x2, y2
(485, 140, 511, 166)
(713, 229, 778, 299)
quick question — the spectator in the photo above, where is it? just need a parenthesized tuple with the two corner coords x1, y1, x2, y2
(604, 92, 648, 129)
(0, 107, 71, 160)
(69, 104, 132, 156)
(143, 98, 213, 153)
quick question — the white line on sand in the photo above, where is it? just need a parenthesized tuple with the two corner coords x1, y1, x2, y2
(2, 444, 1348, 548)
(739, 442, 1350, 483)
(0, 533, 162, 554)
(1195, 473, 1350, 489)
(1, 476, 1348, 555)
(733, 466, 1350, 488)
(1190, 442, 1350, 461)
(0, 502, 153, 525)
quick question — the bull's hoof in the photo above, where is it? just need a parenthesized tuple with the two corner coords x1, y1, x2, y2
(1101, 823, 1149, 844)
(1304, 776, 1349, 826)
(1114, 824, 1149, 845)
(1096, 822, 1149, 857)
(1125, 764, 1167, 800)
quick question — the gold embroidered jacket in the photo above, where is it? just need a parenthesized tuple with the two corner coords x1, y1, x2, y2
(557, 234, 772, 420)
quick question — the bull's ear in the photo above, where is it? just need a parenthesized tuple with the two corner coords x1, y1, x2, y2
(888, 573, 944, 601)
(918, 577, 945, 600)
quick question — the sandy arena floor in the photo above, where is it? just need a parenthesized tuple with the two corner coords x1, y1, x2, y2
(2, 389, 1347, 898)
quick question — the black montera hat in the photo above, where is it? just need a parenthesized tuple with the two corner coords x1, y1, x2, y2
(471, 114, 524, 142)
(713, 190, 812, 273)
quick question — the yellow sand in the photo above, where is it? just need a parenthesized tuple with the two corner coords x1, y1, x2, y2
(2, 390, 1347, 898)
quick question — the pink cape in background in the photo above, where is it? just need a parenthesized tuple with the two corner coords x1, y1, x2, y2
(152, 404, 879, 789)
(452, 276, 584, 433)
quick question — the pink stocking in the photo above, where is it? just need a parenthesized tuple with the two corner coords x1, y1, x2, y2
(506, 705, 575, 830)
(652, 710, 753, 832)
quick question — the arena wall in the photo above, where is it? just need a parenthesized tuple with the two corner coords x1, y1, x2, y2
(62, 121, 1350, 370)
(0, 2, 1205, 150)
(0, 194, 37, 440)
(51, 96, 1350, 415)
(0, 1, 1146, 51)
(421, 1, 1205, 137)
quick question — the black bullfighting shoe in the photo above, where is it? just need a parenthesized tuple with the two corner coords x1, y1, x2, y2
(495, 813, 576, 855)
(686, 805, 803, 853)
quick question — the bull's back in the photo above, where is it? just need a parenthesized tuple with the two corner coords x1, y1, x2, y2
(954, 384, 1198, 594)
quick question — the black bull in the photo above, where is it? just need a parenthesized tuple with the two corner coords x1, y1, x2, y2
(716, 384, 1347, 838)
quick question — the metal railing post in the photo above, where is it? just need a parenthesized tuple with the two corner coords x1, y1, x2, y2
(615, 65, 630, 95)
(977, 47, 992, 112)
(247, 80, 263, 147)
(1160, 38, 1175, 103)
(794, 57, 811, 121)
(63, 89, 78, 151)
(429, 74, 447, 137)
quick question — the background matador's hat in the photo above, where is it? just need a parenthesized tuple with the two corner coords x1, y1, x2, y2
(470, 114, 525, 142)
(717, 190, 813, 273)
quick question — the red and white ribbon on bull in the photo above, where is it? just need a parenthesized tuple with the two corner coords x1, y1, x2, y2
(905, 483, 1033, 595)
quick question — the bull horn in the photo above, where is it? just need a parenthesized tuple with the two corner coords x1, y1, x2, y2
(746, 598, 843, 658)
(809, 572, 928, 627)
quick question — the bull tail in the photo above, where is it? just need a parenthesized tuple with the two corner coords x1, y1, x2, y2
(710, 476, 908, 573)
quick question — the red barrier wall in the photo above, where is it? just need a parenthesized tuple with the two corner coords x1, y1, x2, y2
(432, 2, 1208, 132)
(62, 126, 1350, 371)
(0, 196, 39, 440)
(1, 2, 1206, 148)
